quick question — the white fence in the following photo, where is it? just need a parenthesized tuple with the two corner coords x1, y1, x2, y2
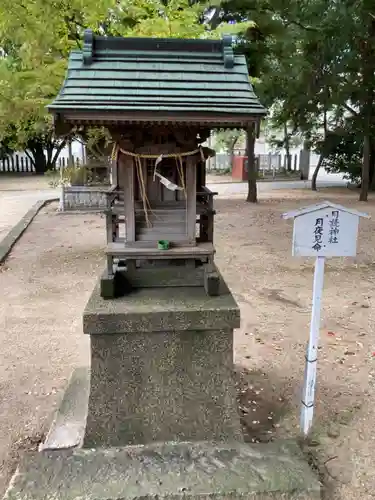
(207, 153, 300, 172)
(0, 152, 81, 173)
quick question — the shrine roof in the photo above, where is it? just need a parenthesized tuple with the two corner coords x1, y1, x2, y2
(48, 30, 266, 129)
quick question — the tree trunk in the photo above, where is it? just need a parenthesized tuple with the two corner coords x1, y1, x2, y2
(246, 124, 257, 203)
(28, 137, 67, 174)
(229, 148, 235, 173)
(311, 155, 324, 191)
(369, 137, 375, 190)
(284, 123, 292, 171)
(28, 142, 47, 174)
(68, 140, 73, 166)
(312, 109, 328, 191)
(359, 17, 375, 201)
(360, 134, 371, 201)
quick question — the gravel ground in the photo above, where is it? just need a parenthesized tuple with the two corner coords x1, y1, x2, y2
(0, 189, 374, 499)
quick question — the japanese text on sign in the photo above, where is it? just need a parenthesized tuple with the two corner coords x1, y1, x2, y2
(328, 210, 340, 244)
(312, 211, 341, 252)
(312, 218, 323, 251)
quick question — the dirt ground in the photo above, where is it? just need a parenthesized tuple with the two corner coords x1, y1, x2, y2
(0, 188, 374, 499)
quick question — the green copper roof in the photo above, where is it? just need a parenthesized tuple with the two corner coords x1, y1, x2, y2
(48, 30, 266, 127)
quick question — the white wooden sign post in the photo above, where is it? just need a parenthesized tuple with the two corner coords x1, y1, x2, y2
(282, 201, 369, 436)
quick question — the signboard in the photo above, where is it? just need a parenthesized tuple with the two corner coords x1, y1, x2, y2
(282, 201, 369, 436)
(284, 202, 368, 257)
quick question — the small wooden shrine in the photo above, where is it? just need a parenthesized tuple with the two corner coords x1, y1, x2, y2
(49, 30, 266, 298)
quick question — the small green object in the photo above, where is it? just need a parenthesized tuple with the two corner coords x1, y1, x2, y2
(158, 240, 170, 250)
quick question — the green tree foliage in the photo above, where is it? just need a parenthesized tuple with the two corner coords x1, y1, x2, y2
(215, 129, 245, 154)
(212, 0, 375, 200)
(0, 0, 241, 173)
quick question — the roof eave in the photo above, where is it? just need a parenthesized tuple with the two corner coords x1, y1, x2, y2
(49, 108, 266, 129)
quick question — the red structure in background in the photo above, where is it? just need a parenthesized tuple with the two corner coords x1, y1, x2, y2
(232, 156, 248, 181)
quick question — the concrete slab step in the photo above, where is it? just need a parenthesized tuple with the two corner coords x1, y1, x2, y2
(5, 440, 320, 500)
(39, 367, 89, 451)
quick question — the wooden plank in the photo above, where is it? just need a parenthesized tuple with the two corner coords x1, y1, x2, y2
(136, 222, 186, 231)
(136, 233, 189, 242)
(135, 207, 186, 213)
(136, 211, 186, 222)
(137, 225, 186, 232)
(117, 156, 125, 190)
(206, 212, 214, 243)
(106, 242, 214, 259)
(136, 213, 186, 222)
(126, 240, 194, 249)
(186, 157, 197, 243)
(122, 156, 135, 242)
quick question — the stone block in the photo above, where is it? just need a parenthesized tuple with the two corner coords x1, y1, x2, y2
(82, 278, 241, 447)
(123, 263, 205, 288)
(3, 440, 321, 500)
(100, 270, 116, 299)
(84, 278, 240, 335)
(84, 327, 241, 447)
(63, 186, 109, 212)
(204, 267, 220, 296)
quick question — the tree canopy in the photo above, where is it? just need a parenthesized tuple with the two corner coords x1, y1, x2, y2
(0, 0, 237, 171)
(1, 0, 375, 201)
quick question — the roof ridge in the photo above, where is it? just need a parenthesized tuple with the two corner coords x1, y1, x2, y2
(49, 30, 267, 127)
(81, 29, 234, 68)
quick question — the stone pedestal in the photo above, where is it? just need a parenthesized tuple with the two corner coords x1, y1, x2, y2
(4, 276, 321, 500)
(82, 278, 242, 447)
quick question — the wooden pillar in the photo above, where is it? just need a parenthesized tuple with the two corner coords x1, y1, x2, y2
(207, 194, 214, 243)
(122, 156, 135, 243)
(186, 157, 197, 245)
(246, 124, 257, 203)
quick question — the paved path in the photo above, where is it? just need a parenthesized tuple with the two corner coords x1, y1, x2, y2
(207, 177, 347, 197)
(0, 189, 59, 241)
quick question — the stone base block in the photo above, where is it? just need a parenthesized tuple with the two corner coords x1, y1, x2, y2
(100, 270, 133, 299)
(62, 185, 109, 211)
(83, 280, 242, 448)
(100, 270, 116, 299)
(4, 441, 320, 500)
(204, 266, 220, 296)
